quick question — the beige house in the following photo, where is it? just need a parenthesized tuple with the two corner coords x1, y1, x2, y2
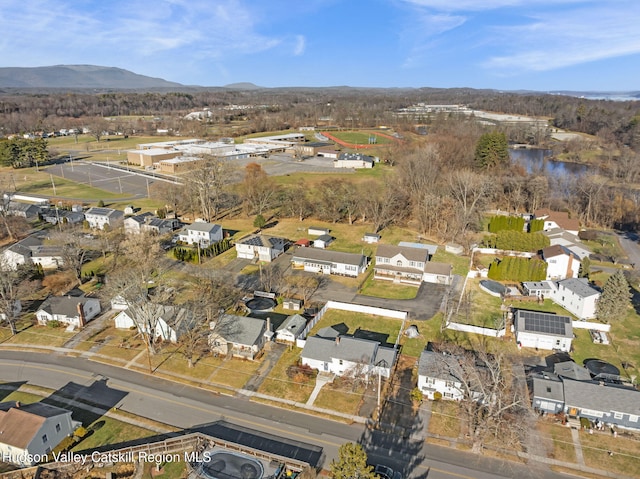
(209, 314, 268, 360)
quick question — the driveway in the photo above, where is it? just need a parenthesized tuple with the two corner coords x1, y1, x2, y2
(353, 282, 448, 320)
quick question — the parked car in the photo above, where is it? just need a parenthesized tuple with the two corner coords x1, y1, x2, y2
(374, 464, 402, 479)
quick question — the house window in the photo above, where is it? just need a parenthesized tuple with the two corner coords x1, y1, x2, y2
(396, 260, 403, 267)
(546, 387, 551, 393)
(444, 392, 454, 399)
(409, 261, 416, 267)
(613, 412, 624, 420)
(42, 434, 48, 443)
(426, 378, 435, 386)
(339, 359, 343, 365)
(55, 424, 61, 433)
(629, 415, 638, 423)
(445, 381, 455, 388)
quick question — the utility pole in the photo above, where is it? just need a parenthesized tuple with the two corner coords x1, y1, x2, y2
(50, 175, 56, 195)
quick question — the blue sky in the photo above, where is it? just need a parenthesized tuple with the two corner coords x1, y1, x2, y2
(1, 0, 639, 91)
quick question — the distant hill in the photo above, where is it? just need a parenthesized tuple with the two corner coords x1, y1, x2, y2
(0, 65, 184, 89)
(223, 82, 263, 90)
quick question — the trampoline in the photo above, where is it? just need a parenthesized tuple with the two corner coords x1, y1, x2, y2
(584, 359, 620, 378)
(198, 451, 264, 479)
(245, 297, 276, 312)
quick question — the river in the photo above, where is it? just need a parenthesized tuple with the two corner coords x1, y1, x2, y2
(509, 147, 591, 176)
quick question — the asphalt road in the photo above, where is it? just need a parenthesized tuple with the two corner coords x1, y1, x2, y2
(0, 351, 575, 479)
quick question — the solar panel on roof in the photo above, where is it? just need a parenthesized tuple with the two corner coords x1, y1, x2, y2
(243, 236, 264, 246)
(520, 310, 569, 335)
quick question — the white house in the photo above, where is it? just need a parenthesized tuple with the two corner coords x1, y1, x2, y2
(301, 335, 396, 379)
(178, 222, 223, 246)
(334, 153, 375, 169)
(209, 314, 267, 360)
(534, 209, 580, 236)
(543, 228, 591, 260)
(542, 245, 581, 281)
(522, 281, 556, 298)
(124, 213, 179, 236)
(235, 234, 286, 262)
(423, 262, 454, 285)
(513, 309, 573, 352)
(275, 314, 307, 343)
(0, 402, 79, 466)
(84, 207, 124, 230)
(114, 306, 194, 343)
(291, 248, 368, 277)
(36, 296, 101, 328)
(417, 349, 467, 401)
(1, 235, 64, 270)
(374, 244, 428, 285)
(550, 278, 600, 320)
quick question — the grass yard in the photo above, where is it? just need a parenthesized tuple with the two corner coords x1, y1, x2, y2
(0, 390, 43, 405)
(580, 430, 640, 476)
(5, 323, 75, 348)
(538, 422, 576, 463)
(313, 383, 367, 416)
(359, 273, 418, 299)
(457, 278, 505, 328)
(257, 346, 315, 403)
(207, 357, 262, 389)
(398, 316, 443, 358)
(428, 400, 461, 438)
(73, 417, 156, 451)
(432, 249, 470, 277)
(309, 309, 403, 346)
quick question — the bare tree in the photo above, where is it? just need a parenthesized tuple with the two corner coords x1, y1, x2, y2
(49, 228, 92, 286)
(362, 180, 409, 233)
(280, 180, 313, 221)
(183, 155, 235, 221)
(430, 342, 535, 454)
(447, 169, 493, 238)
(242, 162, 280, 216)
(0, 257, 34, 335)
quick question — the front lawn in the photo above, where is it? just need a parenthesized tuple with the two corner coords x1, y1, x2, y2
(257, 346, 314, 403)
(359, 274, 418, 300)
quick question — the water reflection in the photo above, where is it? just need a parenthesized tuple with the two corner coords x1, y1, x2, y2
(509, 148, 591, 176)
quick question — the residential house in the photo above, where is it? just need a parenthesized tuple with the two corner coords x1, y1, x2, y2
(125, 212, 179, 236)
(374, 244, 429, 285)
(530, 376, 565, 414)
(543, 228, 591, 260)
(541, 245, 581, 280)
(334, 152, 374, 169)
(513, 309, 573, 352)
(563, 379, 640, 431)
(178, 222, 223, 246)
(0, 300, 21, 322)
(235, 234, 286, 262)
(6, 201, 41, 220)
(398, 242, 438, 260)
(534, 209, 581, 235)
(35, 296, 101, 328)
(209, 314, 267, 360)
(291, 248, 368, 277)
(113, 306, 195, 343)
(313, 234, 334, 249)
(301, 335, 396, 379)
(362, 233, 381, 244)
(84, 207, 124, 230)
(1, 234, 64, 270)
(0, 402, 79, 465)
(551, 278, 600, 320)
(417, 349, 467, 401)
(40, 208, 84, 226)
(554, 361, 592, 381)
(275, 314, 307, 343)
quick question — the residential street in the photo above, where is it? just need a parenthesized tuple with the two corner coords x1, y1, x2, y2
(0, 351, 588, 479)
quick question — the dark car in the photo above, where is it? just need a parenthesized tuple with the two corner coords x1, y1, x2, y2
(374, 464, 402, 479)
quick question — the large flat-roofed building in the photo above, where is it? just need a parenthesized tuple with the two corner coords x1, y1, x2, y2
(127, 148, 181, 167)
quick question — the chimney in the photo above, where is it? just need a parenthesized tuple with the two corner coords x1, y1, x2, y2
(335, 336, 340, 345)
(266, 317, 272, 333)
(77, 302, 87, 328)
(15, 401, 20, 408)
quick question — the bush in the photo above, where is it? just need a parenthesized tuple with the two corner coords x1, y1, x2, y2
(97, 200, 105, 207)
(47, 320, 62, 328)
(253, 214, 266, 229)
(433, 391, 442, 401)
(488, 257, 547, 281)
(286, 361, 316, 380)
(410, 387, 423, 404)
(488, 215, 525, 233)
(73, 426, 88, 439)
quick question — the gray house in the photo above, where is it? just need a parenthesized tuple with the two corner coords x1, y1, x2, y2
(530, 376, 565, 414)
(209, 314, 267, 360)
(563, 379, 640, 431)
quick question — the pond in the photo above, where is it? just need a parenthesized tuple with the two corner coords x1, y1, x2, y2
(510, 147, 591, 176)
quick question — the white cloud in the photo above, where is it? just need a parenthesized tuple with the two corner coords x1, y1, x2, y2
(398, 0, 590, 12)
(483, 5, 640, 71)
(293, 35, 306, 56)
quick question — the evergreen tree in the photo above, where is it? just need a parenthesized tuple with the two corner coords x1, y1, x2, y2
(578, 256, 591, 278)
(596, 270, 632, 322)
(253, 214, 266, 229)
(329, 443, 376, 479)
(474, 131, 509, 169)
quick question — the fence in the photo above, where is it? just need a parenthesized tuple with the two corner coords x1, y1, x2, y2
(446, 321, 506, 337)
(571, 321, 611, 332)
(472, 247, 537, 258)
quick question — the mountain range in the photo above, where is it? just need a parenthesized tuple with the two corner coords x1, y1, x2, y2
(0, 65, 638, 99)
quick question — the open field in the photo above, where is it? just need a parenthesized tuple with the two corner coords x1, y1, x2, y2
(326, 130, 395, 146)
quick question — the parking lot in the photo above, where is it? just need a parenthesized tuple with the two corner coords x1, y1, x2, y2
(44, 161, 174, 198)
